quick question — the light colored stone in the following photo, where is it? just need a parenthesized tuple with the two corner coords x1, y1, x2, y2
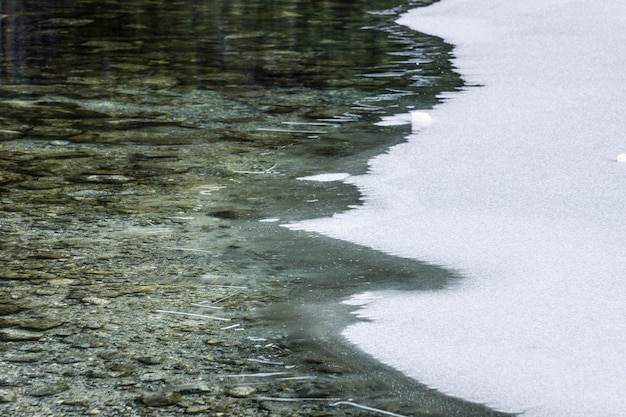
(185, 405, 211, 414)
(48, 279, 74, 285)
(0, 389, 17, 403)
(226, 386, 256, 398)
(0, 328, 44, 341)
(28, 383, 70, 397)
(81, 297, 111, 306)
(141, 390, 182, 407)
(173, 383, 212, 394)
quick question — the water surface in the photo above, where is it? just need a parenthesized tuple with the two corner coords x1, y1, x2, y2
(0, 1, 509, 415)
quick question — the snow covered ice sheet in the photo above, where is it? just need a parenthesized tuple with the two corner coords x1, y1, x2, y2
(288, 0, 626, 416)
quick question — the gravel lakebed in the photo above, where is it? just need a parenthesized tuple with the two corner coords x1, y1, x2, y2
(0, 209, 409, 417)
(0, 139, 436, 417)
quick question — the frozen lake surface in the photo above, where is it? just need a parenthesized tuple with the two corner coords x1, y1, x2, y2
(289, 0, 626, 416)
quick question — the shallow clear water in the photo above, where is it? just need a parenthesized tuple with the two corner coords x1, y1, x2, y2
(0, 1, 509, 415)
(1, 0, 460, 219)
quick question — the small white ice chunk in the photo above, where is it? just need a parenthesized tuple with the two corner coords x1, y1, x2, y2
(616, 153, 626, 163)
(410, 111, 433, 128)
(259, 218, 280, 223)
(297, 173, 350, 182)
(375, 113, 413, 126)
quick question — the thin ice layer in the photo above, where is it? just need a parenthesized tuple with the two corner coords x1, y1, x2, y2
(287, 0, 626, 416)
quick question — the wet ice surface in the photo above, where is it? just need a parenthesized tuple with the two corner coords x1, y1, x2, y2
(289, 0, 626, 416)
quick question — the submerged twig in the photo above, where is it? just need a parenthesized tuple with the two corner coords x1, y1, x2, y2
(219, 372, 290, 378)
(282, 121, 332, 126)
(190, 303, 223, 310)
(276, 376, 317, 381)
(330, 401, 409, 417)
(163, 247, 214, 254)
(210, 290, 244, 305)
(247, 358, 284, 366)
(316, 118, 354, 123)
(203, 284, 248, 289)
(247, 336, 267, 342)
(257, 128, 327, 134)
(155, 309, 230, 321)
(256, 396, 341, 402)
(351, 102, 384, 111)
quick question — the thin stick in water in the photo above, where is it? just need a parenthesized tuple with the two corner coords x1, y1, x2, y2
(211, 291, 243, 305)
(255, 396, 341, 402)
(219, 372, 290, 378)
(155, 309, 230, 321)
(190, 303, 224, 310)
(247, 358, 284, 366)
(256, 128, 327, 134)
(330, 401, 409, 417)
(203, 284, 248, 289)
(163, 247, 213, 254)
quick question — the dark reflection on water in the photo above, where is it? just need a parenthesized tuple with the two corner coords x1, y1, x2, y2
(2, 0, 456, 92)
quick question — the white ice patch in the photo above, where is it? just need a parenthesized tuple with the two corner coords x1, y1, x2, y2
(409, 111, 433, 128)
(287, 0, 626, 416)
(374, 113, 412, 127)
(296, 173, 351, 182)
(374, 111, 432, 129)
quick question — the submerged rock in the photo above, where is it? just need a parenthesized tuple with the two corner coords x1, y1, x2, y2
(0, 305, 23, 316)
(0, 329, 44, 341)
(172, 383, 212, 395)
(0, 171, 26, 184)
(27, 383, 70, 397)
(136, 355, 163, 365)
(0, 129, 23, 140)
(0, 390, 17, 403)
(18, 318, 64, 330)
(226, 386, 256, 398)
(141, 390, 182, 407)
